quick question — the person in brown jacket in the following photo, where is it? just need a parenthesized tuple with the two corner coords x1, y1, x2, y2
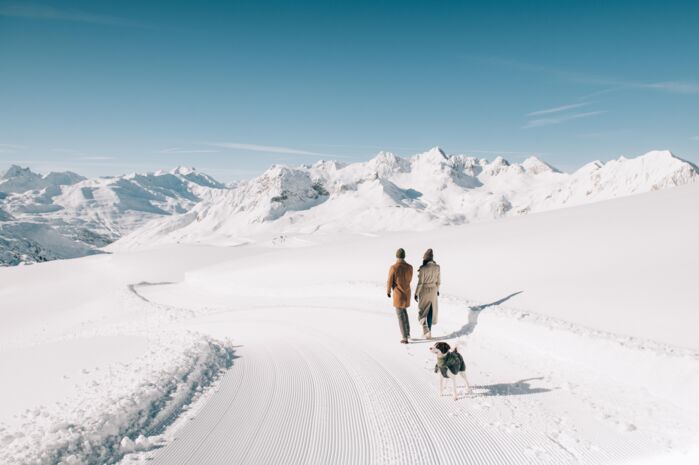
(387, 248, 414, 344)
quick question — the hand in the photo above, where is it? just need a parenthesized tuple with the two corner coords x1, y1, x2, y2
(387, 292, 391, 298)
(437, 291, 440, 296)
(414, 295, 418, 302)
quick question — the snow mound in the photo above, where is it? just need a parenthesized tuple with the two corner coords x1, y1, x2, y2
(114, 149, 697, 250)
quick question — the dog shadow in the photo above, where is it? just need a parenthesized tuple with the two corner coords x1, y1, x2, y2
(442, 291, 523, 339)
(473, 377, 552, 397)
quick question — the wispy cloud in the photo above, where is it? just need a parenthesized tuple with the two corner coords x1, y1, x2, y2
(160, 147, 220, 154)
(524, 111, 607, 129)
(0, 143, 26, 153)
(0, 2, 150, 28)
(50, 149, 116, 161)
(306, 143, 424, 152)
(641, 81, 699, 94)
(79, 156, 115, 161)
(482, 56, 699, 96)
(577, 129, 634, 139)
(690, 136, 699, 141)
(527, 102, 591, 117)
(208, 142, 342, 158)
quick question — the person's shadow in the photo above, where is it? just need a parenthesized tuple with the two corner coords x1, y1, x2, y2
(442, 291, 523, 339)
(473, 377, 552, 397)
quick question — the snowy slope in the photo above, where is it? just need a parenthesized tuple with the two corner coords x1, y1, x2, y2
(2, 179, 696, 465)
(0, 247, 240, 464)
(0, 219, 99, 266)
(113, 148, 697, 250)
(0, 166, 227, 265)
(134, 183, 699, 464)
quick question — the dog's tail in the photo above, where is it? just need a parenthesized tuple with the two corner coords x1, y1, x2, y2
(451, 343, 460, 353)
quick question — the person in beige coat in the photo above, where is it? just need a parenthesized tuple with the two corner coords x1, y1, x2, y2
(415, 248, 440, 339)
(387, 248, 413, 344)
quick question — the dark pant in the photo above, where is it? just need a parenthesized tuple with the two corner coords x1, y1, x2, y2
(395, 308, 410, 340)
(426, 304, 433, 331)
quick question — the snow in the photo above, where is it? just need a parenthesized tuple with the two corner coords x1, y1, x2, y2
(0, 220, 98, 265)
(0, 166, 228, 265)
(1, 177, 698, 464)
(0, 165, 85, 194)
(113, 148, 697, 250)
(0, 246, 242, 465)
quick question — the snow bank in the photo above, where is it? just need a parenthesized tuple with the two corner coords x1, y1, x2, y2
(0, 334, 233, 465)
(0, 246, 246, 465)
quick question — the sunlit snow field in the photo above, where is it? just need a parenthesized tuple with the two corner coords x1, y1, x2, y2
(1, 183, 698, 464)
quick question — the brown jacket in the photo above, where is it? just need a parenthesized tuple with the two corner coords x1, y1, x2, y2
(387, 259, 413, 308)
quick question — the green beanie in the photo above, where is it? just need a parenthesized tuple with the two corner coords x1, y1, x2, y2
(396, 248, 406, 259)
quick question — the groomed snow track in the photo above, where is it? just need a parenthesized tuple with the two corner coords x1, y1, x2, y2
(146, 302, 665, 465)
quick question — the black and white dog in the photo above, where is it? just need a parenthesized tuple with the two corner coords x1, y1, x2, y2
(430, 342, 471, 400)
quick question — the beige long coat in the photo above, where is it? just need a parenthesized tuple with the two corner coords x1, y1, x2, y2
(387, 259, 413, 308)
(416, 261, 440, 324)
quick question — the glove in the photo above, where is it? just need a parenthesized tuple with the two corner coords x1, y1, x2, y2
(414, 295, 418, 302)
(437, 291, 440, 296)
(387, 292, 391, 298)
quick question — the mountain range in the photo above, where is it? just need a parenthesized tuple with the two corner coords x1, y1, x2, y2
(2, 148, 696, 265)
(112, 148, 697, 250)
(0, 166, 228, 265)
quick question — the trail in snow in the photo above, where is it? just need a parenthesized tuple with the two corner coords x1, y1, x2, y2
(125, 281, 697, 465)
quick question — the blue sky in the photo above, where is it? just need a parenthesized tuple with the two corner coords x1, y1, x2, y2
(1, 0, 698, 181)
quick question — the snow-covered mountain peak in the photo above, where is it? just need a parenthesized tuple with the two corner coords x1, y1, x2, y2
(112, 147, 698, 251)
(640, 149, 673, 159)
(632, 150, 698, 169)
(170, 166, 197, 175)
(1, 165, 42, 184)
(366, 151, 410, 177)
(610, 150, 694, 172)
(522, 156, 560, 174)
(231, 165, 329, 222)
(480, 156, 514, 176)
(490, 155, 510, 166)
(43, 170, 85, 186)
(0, 165, 85, 194)
(2, 164, 35, 179)
(414, 146, 448, 162)
(577, 160, 604, 174)
(311, 159, 346, 171)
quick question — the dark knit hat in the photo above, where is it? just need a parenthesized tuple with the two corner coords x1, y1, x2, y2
(423, 248, 434, 261)
(396, 248, 406, 259)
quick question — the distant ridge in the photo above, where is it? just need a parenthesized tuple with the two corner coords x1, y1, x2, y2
(112, 148, 697, 250)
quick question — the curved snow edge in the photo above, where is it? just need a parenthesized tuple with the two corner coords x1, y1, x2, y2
(1, 338, 235, 465)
